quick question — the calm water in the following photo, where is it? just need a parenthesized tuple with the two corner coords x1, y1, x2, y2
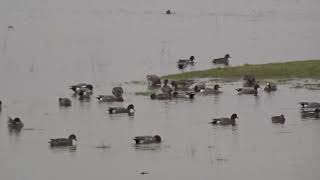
(0, 0, 320, 179)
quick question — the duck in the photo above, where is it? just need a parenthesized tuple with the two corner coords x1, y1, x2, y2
(264, 82, 277, 92)
(212, 54, 230, 65)
(299, 102, 320, 109)
(108, 104, 135, 115)
(243, 75, 256, 87)
(171, 80, 194, 91)
(191, 82, 206, 92)
(49, 134, 77, 147)
(301, 108, 320, 119)
(8, 25, 14, 30)
(150, 93, 172, 100)
(112, 87, 124, 98)
(210, 113, 238, 126)
(8, 117, 24, 129)
(236, 84, 260, 96)
(59, 98, 72, 107)
(177, 56, 195, 69)
(146, 74, 161, 87)
(178, 56, 195, 65)
(161, 79, 173, 96)
(133, 135, 162, 144)
(172, 91, 195, 99)
(195, 84, 222, 95)
(271, 114, 285, 124)
(70, 83, 93, 94)
(96, 95, 124, 102)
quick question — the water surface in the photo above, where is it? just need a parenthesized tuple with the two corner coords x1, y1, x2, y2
(0, 0, 320, 179)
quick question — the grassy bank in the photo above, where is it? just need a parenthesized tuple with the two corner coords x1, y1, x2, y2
(162, 60, 320, 80)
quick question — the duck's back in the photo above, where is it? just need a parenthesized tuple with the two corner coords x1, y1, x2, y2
(134, 136, 155, 144)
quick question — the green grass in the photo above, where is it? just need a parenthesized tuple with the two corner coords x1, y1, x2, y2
(162, 60, 320, 80)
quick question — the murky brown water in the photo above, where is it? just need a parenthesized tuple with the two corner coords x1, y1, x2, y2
(1, 0, 320, 179)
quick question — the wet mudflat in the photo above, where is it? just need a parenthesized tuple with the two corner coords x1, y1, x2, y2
(1, 0, 320, 179)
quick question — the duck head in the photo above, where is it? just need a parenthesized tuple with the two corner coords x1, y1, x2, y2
(189, 56, 195, 61)
(225, 54, 231, 59)
(231, 113, 238, 119)
(154, 135, 162, 143)
(87, 84, 93, 91)
(127, 104, 135, 111)
(166, 10, 171, 14)
(214, 84, 220, 90)
(14, 117, 21, 123)
(68, 134, 77, 141)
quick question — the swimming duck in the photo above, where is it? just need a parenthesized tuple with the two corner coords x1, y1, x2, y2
(59, 98, 72, 107)
(178, 56, 195, 65)
(146, 74, 161, 87)
(236, 84, 260, 96)
(150, 93, 172, 100)
(112, 87, 124, 98)
(49, 134, 77, 147)
(108, 104, 135, 115)
(264, 82, 277, 92)
(70, 83, 93, 94)
(299, 102, 320, 109)
(96, 95, 124, 102)
(8, 117, 24, 129)
(133, 135, 162, 144)
(301, 108, 320, 118)
(192, 82, 206, 92)
(210, 113, 238, 126)
(212, 54, 230, 65)
(161, 79, 173, 95)
(196, 84, 222, 95)
(172, 92, 195, 99)
(243, 75, 256, 87)
(271, 114, 285, 124)
(177, 56, 195, 69)
(171, 80, 194, 91)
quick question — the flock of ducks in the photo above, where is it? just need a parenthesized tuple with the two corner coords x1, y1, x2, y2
(2, 82, 161, 147)
(176, 54, 231, 70)
(1, 54, 319, 147)
(145, 73, 320, 127)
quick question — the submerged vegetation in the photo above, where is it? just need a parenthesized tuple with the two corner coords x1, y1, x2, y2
(163, 60, 320, 80)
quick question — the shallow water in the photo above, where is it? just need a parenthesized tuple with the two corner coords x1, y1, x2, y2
(0, 0, 320, 179)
